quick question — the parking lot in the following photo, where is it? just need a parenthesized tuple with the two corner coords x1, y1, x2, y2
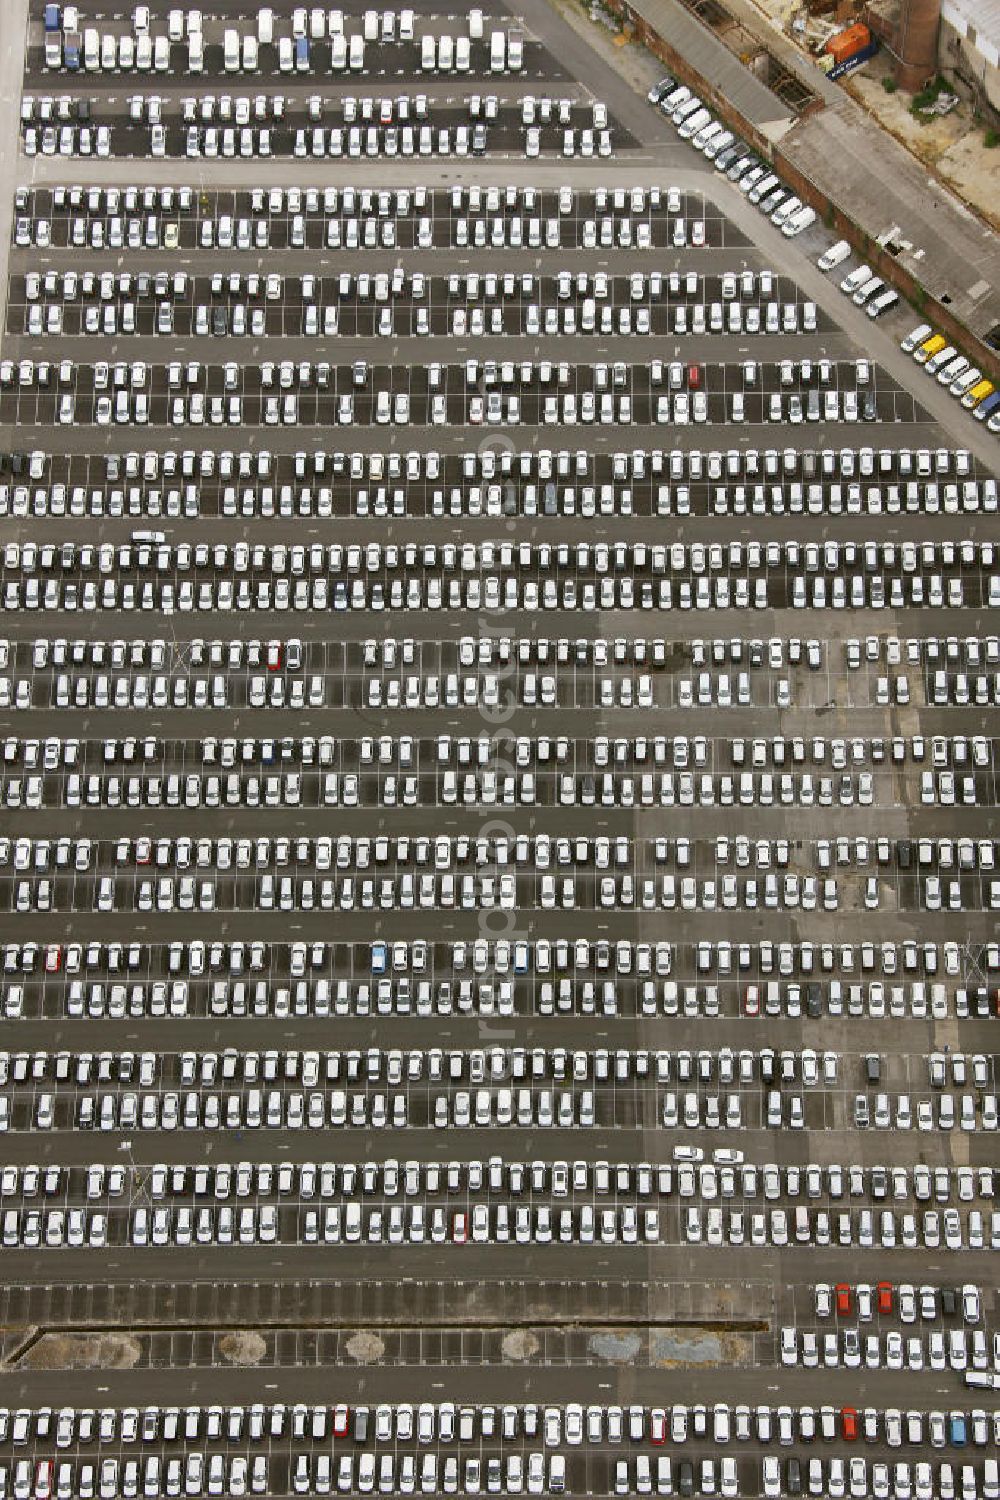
(0, 0, 999, 1495)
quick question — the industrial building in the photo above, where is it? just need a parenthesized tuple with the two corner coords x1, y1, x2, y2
(938, 0, 1000, 120)
(865, 0, 1000, 108)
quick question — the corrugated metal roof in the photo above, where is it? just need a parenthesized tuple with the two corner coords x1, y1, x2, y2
(943, 0, 1000, 47)
(626, 0, 794, 126)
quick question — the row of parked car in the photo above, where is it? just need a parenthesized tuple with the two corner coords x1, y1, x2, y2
(904, 325, 1000, 432)
(4, 1397, 998, 1448)
(0, 930, 981, 981)
(816, 243, 999, 436)
(648, 77, 816, 238)
(817, 242, 900, 321)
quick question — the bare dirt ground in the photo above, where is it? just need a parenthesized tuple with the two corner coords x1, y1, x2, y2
(846, 55, 1000, 232)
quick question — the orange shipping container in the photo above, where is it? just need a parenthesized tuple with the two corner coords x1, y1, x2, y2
(825, 21, 871, 62)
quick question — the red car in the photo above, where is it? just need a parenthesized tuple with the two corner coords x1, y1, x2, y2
(650, 1409, 666, 1445)
(841, 1408, 858, 1442)
(687, 364, 701, 389)
(835, 1283, 852, 1316)
(332, 1404, 350, 1438)
(877, 1282, 893, 1316)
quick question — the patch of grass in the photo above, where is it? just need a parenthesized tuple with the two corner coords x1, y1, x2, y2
(985, 127, 1000, 149)
(881, 76, 897, 93)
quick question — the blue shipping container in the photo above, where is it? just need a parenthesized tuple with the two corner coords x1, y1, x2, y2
(829, 40, 879, 81)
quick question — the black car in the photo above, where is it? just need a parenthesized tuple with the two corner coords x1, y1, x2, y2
(647, 75, 675, 104)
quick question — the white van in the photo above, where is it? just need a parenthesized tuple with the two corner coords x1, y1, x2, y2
(507, 34, 523, 68)
(818, 238, 850, 271)
(489, 29, 506, 71)
(455, 35, 470, 70)
(867, 287, 899, 318)
(330, 33, 346, 68)
(679, 106, 711, 140)
(840, 263, 872, 295)
(420, 33, 436, 69)
(438, 33, 454, 69)
(673, 96, 702, 125)
(925, 343, 957, 376)
(783, 204, 817, 237)
(257, 7, 273, 42)
(348, 33, 364, 68)
(771, 195, 801, 228)
(223, 29, 240, 70)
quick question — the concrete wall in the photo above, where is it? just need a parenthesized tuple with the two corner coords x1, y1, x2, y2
(939, 17, 1000, 123)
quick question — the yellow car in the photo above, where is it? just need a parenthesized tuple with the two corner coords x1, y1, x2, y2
(913, 333, 946, 365)
(963, 378, 994, 410)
